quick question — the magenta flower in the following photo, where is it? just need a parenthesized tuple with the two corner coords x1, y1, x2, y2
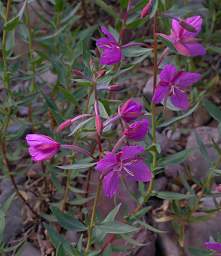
(159, 16, 206, 56)
(96, 145, 152, 198)
(26, 134, 60, 162)
(124, 119, 149, 141)
(205, 242, 221, 255)
(96, 26, 121, 65)
(119, 99, 143, 122)
(152, 64, 201, 110)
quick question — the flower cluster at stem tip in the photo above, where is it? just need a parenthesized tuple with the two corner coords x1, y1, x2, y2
(26, 12, 206, 199)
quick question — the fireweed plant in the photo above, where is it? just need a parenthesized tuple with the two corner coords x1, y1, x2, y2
(1, 0, 220, 255)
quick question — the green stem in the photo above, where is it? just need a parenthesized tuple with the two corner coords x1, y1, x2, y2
(25, 5, 36, 92)
(84, 178, 102, 254)
(2, 0, 13, 90)
(60, 170, 71, 212)
(143, 14, 158, 204)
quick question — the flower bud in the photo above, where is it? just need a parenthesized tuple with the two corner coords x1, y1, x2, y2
(26, 134, 60, 162)
(94, 101, 103, 136)
(124, 119, 149, 141)
(108, 84, 125, 92)
(141, 0, 154, 18)
(56, 119, 72, 133)
(119, 99, 143, 122)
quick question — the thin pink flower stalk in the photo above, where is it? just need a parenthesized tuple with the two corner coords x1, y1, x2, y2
(159, 15, 206, 56)
(56, 114, 92, 133)
(26, 134, 93, 162)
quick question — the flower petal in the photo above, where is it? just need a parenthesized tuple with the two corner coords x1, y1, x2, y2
(160, 64, 177, 82)
(26, 134, 57, 146)
(183, 16, 202, 37)
(171, 88, 189, 110)
(103, 171, 119, 198)
(96, 37, 112, 49)
(121, 145, 144, 161)
(174, 71, 201, 88)
(96, 152, 118, 173)
(171, 18, 182, 38)
(100, 26, 116, 42)
(174, 41, 206, 56)
(204, 242, 221, 253)
(124, 119, 149, 141)
(28, 147, 57, 161)
(184, 42, 206, 56)
(127, 159, 152, 182)
(152, 82, 170, 104)
(100, 46, 122, 65)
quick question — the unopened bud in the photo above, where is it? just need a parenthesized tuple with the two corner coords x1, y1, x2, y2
(73, 69, 83, 77)
(94, 101, 103, 136)
(56, 119, 72, 133)
(108, 84, 125, 92)
(141, 0, 154, 18)
(96, 69, 106, 79)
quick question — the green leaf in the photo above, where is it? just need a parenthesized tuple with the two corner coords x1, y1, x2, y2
(4, 16, 20, 31)
(51, 207, 87, 232)
(136, 220, 166, 234)
(102, 203, 121, 223)
(55, 0, 64, 12)
(159, 101, 200, 128)
(122, 47, 152, 58)
(69, 116, 94, 136)
(69, 196, 95, 206)
(160, 149, 192, 166)
(156, 191, 193, 200)
(203, 99, 221, 123)
(188, 247, 212, 256)
(73, 79, 94, 86)
(57, 162, 95, 170)
(95, 222, 138, 234)
(44, 224, 77, 256)
(95, 0, 118, 19)
(0, 210, 5, 240)
(194, 131, 209, 158)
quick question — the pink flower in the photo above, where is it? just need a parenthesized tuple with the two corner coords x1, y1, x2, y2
(204, 242, 221, 255)
(152, 64, 201, 110)
(119, 99, 143, 122)
(159, 16, 206, 56)
(124, 119, 149, 141)
(96, 26, 121, 65)
(26, 134, 60, 161)
(96, 145, 152, 198)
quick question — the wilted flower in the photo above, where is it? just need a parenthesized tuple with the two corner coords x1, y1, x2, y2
(26, 134, 60, 161)
(96, 26, 121, 65)
(119, 99, 143, 122)
(124, 119, 149, 141)
(152, 64, 201, 110)
(96, 145, 152, 198)
(159, 16, 206, 56)
(204, 241, 221, 255)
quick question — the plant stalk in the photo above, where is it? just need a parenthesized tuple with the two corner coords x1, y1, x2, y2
(84, 178, 102, 254)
